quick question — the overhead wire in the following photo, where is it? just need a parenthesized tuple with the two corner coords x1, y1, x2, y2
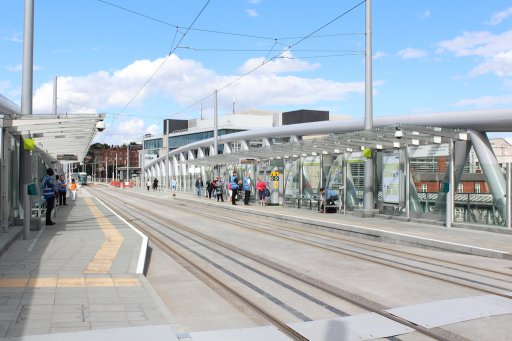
(96, 0, 363, 43)
(170, 0, 366, 118)
(98, 0, 213, 143)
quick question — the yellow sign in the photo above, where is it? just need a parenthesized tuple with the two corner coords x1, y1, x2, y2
(270, 171, 279, 181)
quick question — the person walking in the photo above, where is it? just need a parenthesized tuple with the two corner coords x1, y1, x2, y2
(42, 168, 57, 225)
(146, 178, 151, 191)
(243, 172, 252, 205)
(195, 176, 204, 197)
(153, 178, 158, 191)
(256, 177, 267, 206)
(58, 175, 67, 206)
(69, 178, 77, 201)
(229, 171, 239, 205)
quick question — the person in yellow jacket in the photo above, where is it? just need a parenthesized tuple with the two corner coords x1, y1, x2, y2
(69, 178, 77, 201)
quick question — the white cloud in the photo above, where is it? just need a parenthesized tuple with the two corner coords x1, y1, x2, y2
(6, 63, 42, 72)
(487, 7, 512, 26)
(32, 53, 370, 143)
(116, 117, 144, 135)
(1, 33, 22, 43)
(452, 95, 512, 108)
(437, 30, 512, 77)
(247, 0, 261, 4)
(373, 51, 386, 60)
(396, 48, 427, 59)
(422, 9, 431, 19)
(246, 9, 259, 17)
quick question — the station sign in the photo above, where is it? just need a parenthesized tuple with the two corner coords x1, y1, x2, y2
(270, 171, 279, 181)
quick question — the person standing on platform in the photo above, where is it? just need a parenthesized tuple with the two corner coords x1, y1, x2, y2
(256, 177, 267, 206)
(69, 178, 77, 201)
(58, 175, 67, 206)
(146, 178, 151, 191)
(171, 176, 177, 195)
(195, 176, 204, 197)
(229, 171, 239, 205)
(206, 179, 213, 199)
(215, 176, 224, 202)
(42, 168, 57, 225)
(243, 173, 252, 205)
(153, 178, 158, 191)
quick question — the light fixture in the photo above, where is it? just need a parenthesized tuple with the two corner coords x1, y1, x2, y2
(393, 141, 400, 148)
(412, 139, 419, 146)
(433, 136, 442, 144)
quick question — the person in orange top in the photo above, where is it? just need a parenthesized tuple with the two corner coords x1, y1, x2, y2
(69, 178, 77, 201)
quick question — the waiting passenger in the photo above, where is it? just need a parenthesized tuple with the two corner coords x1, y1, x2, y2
(256, 177, 267, 206)
(229, 171, 239, 205)
(215, 176, 224, 202)
(69, 178, 77, 201)
(42, 168, 57, 225)
(195, 176, 204, 197)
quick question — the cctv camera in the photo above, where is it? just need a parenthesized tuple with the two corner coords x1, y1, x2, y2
(394, 130, 403, 139)
(96, 121, 105, 132)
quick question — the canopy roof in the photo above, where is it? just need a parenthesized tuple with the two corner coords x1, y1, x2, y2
(2, 113, 105, 163)
(185, 124, 468, 166)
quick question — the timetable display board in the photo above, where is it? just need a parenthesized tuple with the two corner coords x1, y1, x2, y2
(382, 153, 400, 204)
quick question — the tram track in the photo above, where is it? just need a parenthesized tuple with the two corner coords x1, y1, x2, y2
(114, 188, 512, 298)
(91, 186, 479, 341)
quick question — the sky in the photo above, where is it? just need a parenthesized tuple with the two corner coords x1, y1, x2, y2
(1, 0, 512, 145)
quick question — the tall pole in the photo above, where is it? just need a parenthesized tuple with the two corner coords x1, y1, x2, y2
(21, 0, 34, 239)
(214, 89, 218, 156)
(52, 76, 57, 114)
(363, 0, 374, 215)
(165, 120, 170, 189)
(141, 135, 145, 187)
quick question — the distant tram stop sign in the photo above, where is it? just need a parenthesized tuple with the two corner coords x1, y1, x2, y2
(270, 171, 279, 181)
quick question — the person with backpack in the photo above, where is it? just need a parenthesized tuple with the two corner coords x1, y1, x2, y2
(229, 171, 239, 205)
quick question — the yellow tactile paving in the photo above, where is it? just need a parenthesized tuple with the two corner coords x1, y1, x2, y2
(28, 278, 57, 288)
(0, 278, 29, 287)
(0, 277, 141, 288)
(83, 197, 124, 274)
(112, 277, 141, 286)
(57, 277, 86, 287)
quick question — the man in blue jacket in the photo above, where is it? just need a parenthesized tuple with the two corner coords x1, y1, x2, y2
(229, 171, 239, 205)
(243, 172, 252, 205)
(42, 168, 57, 225)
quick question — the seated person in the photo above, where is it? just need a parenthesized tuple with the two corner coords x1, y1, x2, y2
(318, 187, 338, 213)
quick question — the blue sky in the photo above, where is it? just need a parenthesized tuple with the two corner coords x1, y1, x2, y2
(1, 0, 512, 144)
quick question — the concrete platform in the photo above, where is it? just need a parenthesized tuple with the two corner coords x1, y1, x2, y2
(0, 189, 184, 340)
